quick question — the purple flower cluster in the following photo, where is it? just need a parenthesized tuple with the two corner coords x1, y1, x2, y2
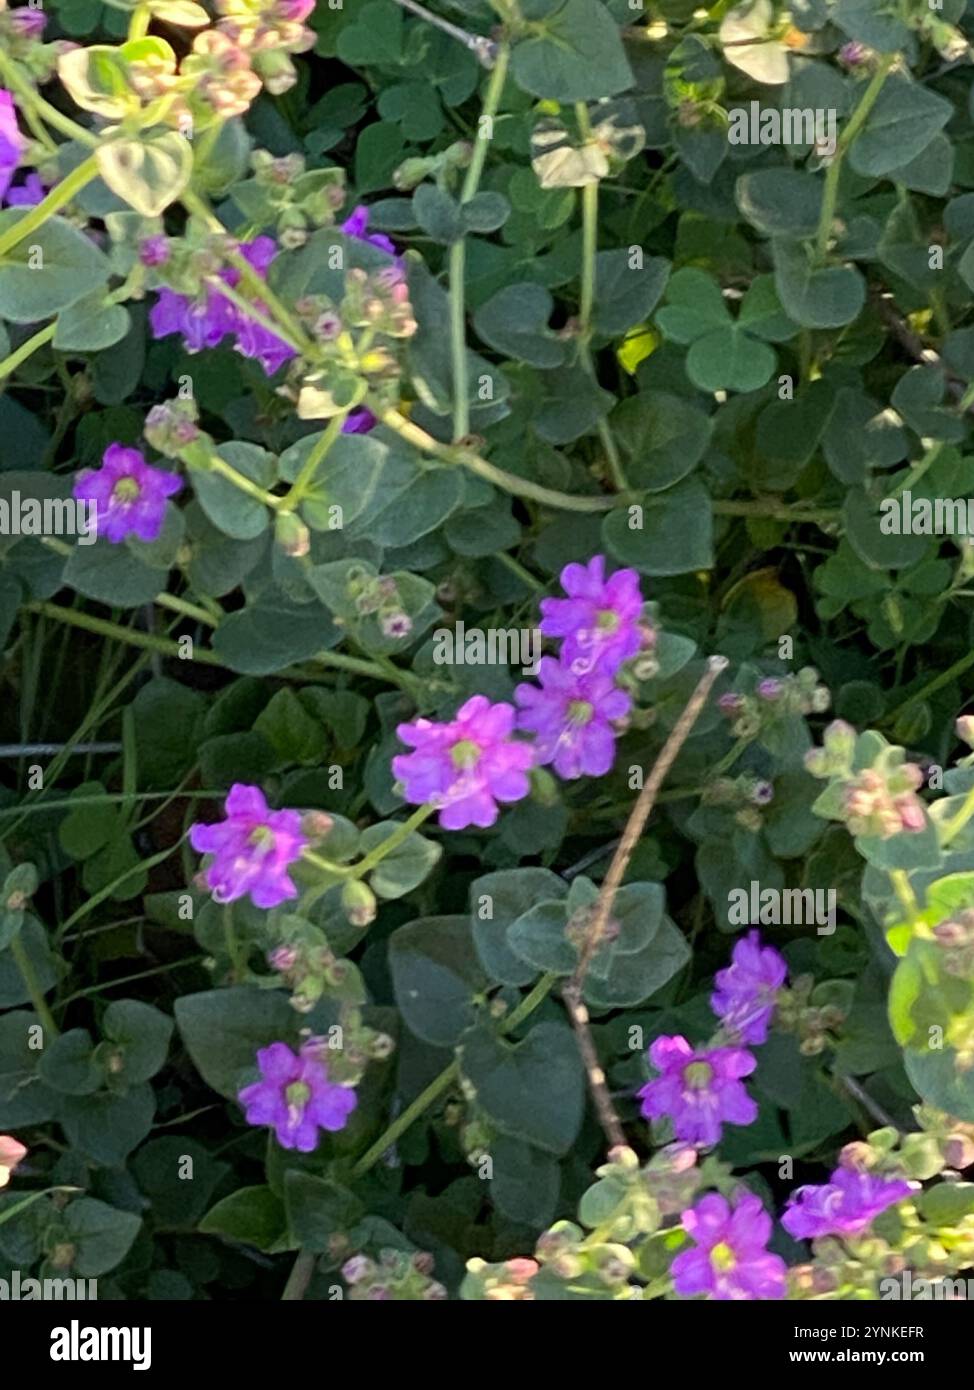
(513, 554, 647, 782)
(149, 236, 295, 375)
(72, 443, 182, 544)
(238, 1039, 357, 1150)
(189, 783, 307, 909)
(639, 932, 787, 1147)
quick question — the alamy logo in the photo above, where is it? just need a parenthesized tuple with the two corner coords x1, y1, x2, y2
(879, 491, 974, 536)
(727, 101, 837, 156)
(0, 492, 96, 545)
(431, 622, 541, 675)
(727, 880, 836, 934)
(50, 1320, 151, 1371)
(880, 1271, 971, 1300)
(0, 1271, 97, 1300)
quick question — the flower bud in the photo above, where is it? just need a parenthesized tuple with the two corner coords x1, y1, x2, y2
(341, 879, 377, 928)
(275, 510, 310, 558)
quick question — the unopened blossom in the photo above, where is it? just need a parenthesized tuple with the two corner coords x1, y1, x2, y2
(638, 1035, 758, 1147)
(539, 554, 645, 676)
(7, 7, 47, 39)
(514, 656, 631, 780)
(5, 170, 46, 206)
(189, 783, 307, 909)
(139, 234, 171, 267)
(343, 407, 377, 434)
(392, 695, 534, 830)
(238, 1040, 357, 1150)
(0, 90, 23, 202)
(843, 764, 926, 839)
(341, 205, 397, 257)
(0, 1135, 27, 1188)
(672, 1191, 787, 1300)
(184, 30, 262, 118)
(72, 444, 181, 544)
(711, 930, 787, 1045)
(782, 1166, 914, 1240)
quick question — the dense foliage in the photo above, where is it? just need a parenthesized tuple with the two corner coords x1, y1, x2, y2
(2, 0, 974, 1304)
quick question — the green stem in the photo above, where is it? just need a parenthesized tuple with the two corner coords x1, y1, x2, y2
(351, 970, 559, 1178)
(940, 783, 974, 848)
(0, 155, 101, 262)
(280, 415, 346, 511)
(10, 935, 59, 1036)
(0, 323, 56, 382)
(281, 1250, 316, 1302)
(128, 2, 151, 38)
(885, 649, 974, 723)
(22, 601, 225, 666)
(888, 381, 974, 500)
(351, 804, 434, 879)
(0, 53, 98, 148)
(889, 868, 922, 928)
(449, 41, 510, 441)
(815, 55, 896, 263)
(0, 1187, 82, 1228)
(155, 593, 218, 627)
(302, 849, 352, 877)
(201, 452, 283, 509)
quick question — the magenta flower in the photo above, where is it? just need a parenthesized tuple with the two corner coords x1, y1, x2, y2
(539, 555, 645, 676)
(514, 655, 630, 780)
(392, 695, 534, 830)
(189, 783, 307, 909)
(341, 205, 397, 257)
(72, 443, 181, 544)
(782, 1167, 914, 1241)
(0, 90, 24, 203)
(238, 1040, 357, 1151)
(711, 930, 787, 1045)
(638, 1035, 758, 1147)
(342, 407, 377, 434)
(672, 1191, 787, 1300)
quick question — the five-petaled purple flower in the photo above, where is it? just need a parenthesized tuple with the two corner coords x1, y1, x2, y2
(238, 1040, 357, 1151)
(514, 655, 630, 780)
(0, 90, 24, 203)
(638, 1035, 758, 1147)
(672, 1190, 787, 1300)
(72, 443, 181, 544)
(341, 205, 397, 258)
(149, 236, 295, 375)
(392, 695, 534, 830)
(189, 783, 307, 909)
(539, 555, 645, 676)
(711, 930, 787, 1045)
(782, 1166, 914, 1241)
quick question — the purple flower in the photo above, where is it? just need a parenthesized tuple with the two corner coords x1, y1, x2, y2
(539, 555, 644, 676)
(514, 655, 630, 780)
(190, 784, 307, 909)
(8, 8, 48, 39)
(5, 170, 46, 207)
(638, 1035, 758, 1147)
(392, 694, 534, 830)
(149, 236, 295, 375)
(72, 443, 181, 544)
(341, 205, 397, 257)
(782, 1167, 914, 1241)
(711, 930, 787, 1045)
(672, 1191, 787, 1300)
(342, 407, 377, 434)
(0, 91, 24, 203)
(237, 1040, 357, 1151)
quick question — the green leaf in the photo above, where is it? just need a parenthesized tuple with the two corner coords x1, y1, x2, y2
(54, 293, 130, 352)
(593, 251, 669, 336)
(38, 1029, 102, 1096)
(102, 998, 173, 1084)
(490, 1134, 560, 1227)
(59, 1084, 156, 1165)
(284, 1173, 364, 1253)
(470, 868, 566, 987)
(687, 324, 776, 393)
(0, 212, 112, 323)
(459, 1020, 584, 1156)
(360, 823, 442, 899)
(389, 915, 489, 1046)
(473, 283, 566, 369)
(198, 1186, 291, 1253)
(772, 238, 865, 329)
(510, 0, 633, 103)
(175, 987, 297, 1098)
(63, 536, 169, 609)
(254, 688, 327, 766)
(850, 78, 953, 177)
(211, 587, 340, 675)
(63, 1198, 142, 1276)
(736, 169, 823, 239)
(96, 131, 193, 217)
(193, 443, 274, 541)
(603, 477, 713, 575)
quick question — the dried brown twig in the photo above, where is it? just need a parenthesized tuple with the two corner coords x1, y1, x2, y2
(562, 654, 729, 1150)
